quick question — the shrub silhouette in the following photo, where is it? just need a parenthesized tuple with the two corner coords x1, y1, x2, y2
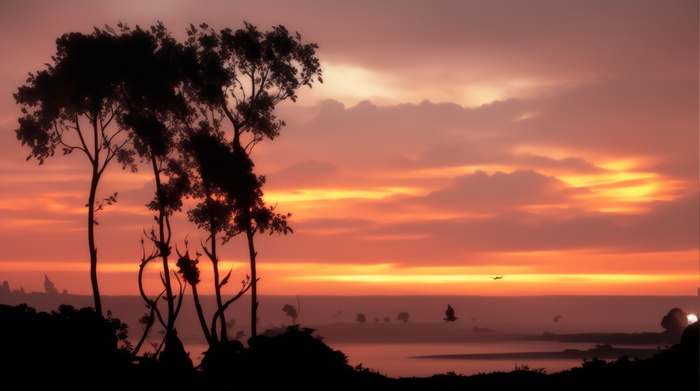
(200, 325, 353, 388)
(397, 311, 409, 323)
(0, 304, 131, 390)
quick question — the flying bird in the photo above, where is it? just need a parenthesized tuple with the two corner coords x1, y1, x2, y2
(553, 315, 563, 323)
(491, 276, 503, 280)
(444, 304, 458, 322)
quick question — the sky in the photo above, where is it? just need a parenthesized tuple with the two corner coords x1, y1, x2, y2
(0, 0, 698, 297)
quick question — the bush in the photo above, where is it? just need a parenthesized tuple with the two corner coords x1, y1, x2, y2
(0, 304, 131, 390)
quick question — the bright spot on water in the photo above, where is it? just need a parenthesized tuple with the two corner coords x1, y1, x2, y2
(687, 314, 698, 324)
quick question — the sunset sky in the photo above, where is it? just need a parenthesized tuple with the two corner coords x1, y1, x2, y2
(0, 0, 698, 297)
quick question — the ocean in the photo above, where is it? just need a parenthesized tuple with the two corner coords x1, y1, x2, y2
(179, 340, 596, 377)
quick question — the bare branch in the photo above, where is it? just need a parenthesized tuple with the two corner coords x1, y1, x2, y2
(211, 277, 253, 340)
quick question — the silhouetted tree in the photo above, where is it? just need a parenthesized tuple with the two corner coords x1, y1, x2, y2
(356, 313, 366, 324)
(176, 244, 213, 345)
(180, 244, 251, 347)
(182, 127, 254, 343)
(661, 307, 689, 340)
(397, 311, 410, 324)
(114, 23, 193, 351)
(283, 304, 298, 325)
(14, 28, 138, 316)
(183, 22, 321, 337)
(333, 310, 342, 323)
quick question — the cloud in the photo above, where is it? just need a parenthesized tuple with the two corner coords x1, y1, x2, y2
(266, 160, 339, 190)
(290, 1, 698, 106)
(420, 169, 574, 210)
(519, 79, 698, 159)
(268, 75, 697, 179)
(256, 192, 699, 268)
(516, 155, 604, 174)
(396, 193, 698, 255)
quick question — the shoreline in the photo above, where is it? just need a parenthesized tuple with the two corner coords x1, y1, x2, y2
(411, 345, 660, 361)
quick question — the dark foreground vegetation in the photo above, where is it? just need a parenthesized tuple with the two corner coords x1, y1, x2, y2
(0, 304, 697, 390)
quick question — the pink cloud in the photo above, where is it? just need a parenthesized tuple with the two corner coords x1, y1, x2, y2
(421, 169, 575, 210)
(266, 160, 339, 189)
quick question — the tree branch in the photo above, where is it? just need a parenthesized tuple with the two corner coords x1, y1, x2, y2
(72, 115, 94, 164)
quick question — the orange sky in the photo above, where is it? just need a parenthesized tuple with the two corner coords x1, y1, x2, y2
(0, 0, 698, 297)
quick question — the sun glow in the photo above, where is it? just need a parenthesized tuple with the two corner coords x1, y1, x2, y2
(264, 187, 422, 203)
(559, 172, 656, 188)
(309, 62, 403, 106)
(282, 269, 697, 295)
(295, 273, 690, 285)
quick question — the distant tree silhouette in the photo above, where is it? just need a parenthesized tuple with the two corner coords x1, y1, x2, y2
(283, 304, 298, 325)
(661, 307, 688, 340)
(14, 28, 138, 317)
(183, 22, 321, 337)
(356, 313, 366, 324)
(333, 310, 342, 323)
(397, 311, 410, 324)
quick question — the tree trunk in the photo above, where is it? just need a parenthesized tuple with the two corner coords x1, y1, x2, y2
(192, 283, 214, 346)
(246, 226, 258, 337)
(210, 229, 227, 342)
(87, 167, 102, 317)
(152, 157, 175, 333)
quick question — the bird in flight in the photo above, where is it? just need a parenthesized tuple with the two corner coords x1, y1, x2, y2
(491, 276, 503, 280)
(444, 304, 458, 322)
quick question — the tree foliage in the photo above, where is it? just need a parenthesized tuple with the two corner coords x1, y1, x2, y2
(661, 308, 689, 339)
(14, 27, 142, 316)
(15, 19, 321, 349)
(181, 22, 320, 337)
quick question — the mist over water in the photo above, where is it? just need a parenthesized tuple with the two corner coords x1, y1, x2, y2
(332, 342, 593, 377)
(2, 293, 696, 376)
